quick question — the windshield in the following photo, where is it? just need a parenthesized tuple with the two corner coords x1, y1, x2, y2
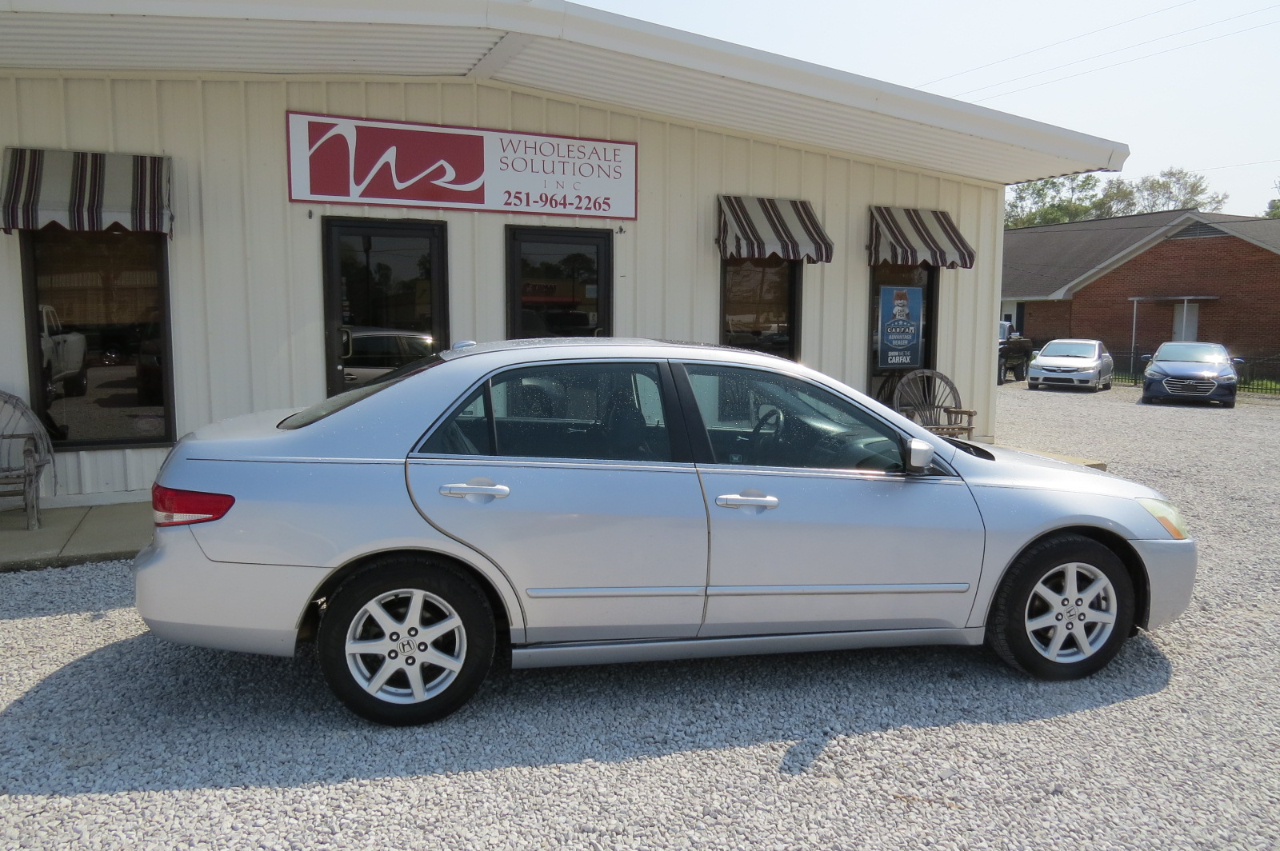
(1039, 341, 1097, 359)
(279, 355, 443, 429)
(1154, 343, 1228, 364)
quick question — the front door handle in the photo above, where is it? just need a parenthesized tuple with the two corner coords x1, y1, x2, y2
(440, 483, 511, 498)
(715, 494, 779, 509)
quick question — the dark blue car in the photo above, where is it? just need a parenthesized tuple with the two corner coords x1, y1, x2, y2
(1141, 342, 1243, 408)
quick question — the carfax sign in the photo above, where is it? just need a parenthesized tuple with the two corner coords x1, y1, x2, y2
(878, 285, 924, 369)
(287, 112, 637, 219)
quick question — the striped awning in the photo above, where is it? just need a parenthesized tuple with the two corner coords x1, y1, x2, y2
(869, 206, 975, 269)
(717, 196, 834, 264)
(2, 148, 173, 236)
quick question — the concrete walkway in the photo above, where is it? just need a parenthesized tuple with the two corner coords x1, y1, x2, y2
(0, 502, 153, 571)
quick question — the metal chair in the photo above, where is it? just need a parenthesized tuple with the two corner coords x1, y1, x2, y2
(891, 369, 976, 441)
(0, 390, 56, 530)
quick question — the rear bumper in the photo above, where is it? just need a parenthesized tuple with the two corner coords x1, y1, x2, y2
(133, 526, 328, 657)
(1131, 538, 1197, 630)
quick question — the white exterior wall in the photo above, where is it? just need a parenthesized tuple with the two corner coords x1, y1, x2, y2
(0, 71, 1005, 502)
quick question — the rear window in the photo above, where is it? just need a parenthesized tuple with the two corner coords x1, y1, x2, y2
(278, 356, 442, 429)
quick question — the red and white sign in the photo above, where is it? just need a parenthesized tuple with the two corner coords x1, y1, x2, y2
(287, 112, 637, 219)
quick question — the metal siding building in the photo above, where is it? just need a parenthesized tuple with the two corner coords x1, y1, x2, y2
(0, 1, 1126, 504)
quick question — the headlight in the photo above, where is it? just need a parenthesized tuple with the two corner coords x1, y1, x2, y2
(1217, 370, 1237, 383)
(1137, 498, 1190, 540)
(1144, 368, 1166, 379)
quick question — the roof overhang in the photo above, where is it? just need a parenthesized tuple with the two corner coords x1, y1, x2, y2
(0, 0, 1129, 185)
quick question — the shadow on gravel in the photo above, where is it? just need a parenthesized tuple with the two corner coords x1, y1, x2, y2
(0, 630, 1171, 796)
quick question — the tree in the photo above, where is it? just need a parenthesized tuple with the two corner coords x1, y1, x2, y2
(1265, 179, 1280, 219)
(1006, 167, 1228, 228)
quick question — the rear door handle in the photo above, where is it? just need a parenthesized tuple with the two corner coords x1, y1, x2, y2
(715, 494, 779, 509)
(440, 483, 511, 498)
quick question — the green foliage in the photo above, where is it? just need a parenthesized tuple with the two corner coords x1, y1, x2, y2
(1265, 179, 1280, 219)
(1005, 167, 1228, 229)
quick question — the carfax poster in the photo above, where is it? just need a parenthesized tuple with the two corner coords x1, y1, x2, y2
(878, 285, 924, 369)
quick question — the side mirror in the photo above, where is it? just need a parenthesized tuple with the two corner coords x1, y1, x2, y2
(905, 437, 936, 474)
(1233, 357, 1245, 365)
(1141, 354, 1152, 362)
(1031, 349, 1041, 359)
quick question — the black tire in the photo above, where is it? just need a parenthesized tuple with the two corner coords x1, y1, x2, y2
(1222, 398, 1236, 409)
(318, 556, 495, 725)
(1027, 382, 1039, 391)
(1141, 394, 1154, 404)
(1012, 360, 1027, 382)
(63, 364, 88, 397)
(997, 358, 1007, 385)
(987, 534, 1135, 681)
(40, 364, 57, 409)
(1102, 379, 1112, 390)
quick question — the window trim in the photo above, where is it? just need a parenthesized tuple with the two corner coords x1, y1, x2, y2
(20, 226, 176, 451)
(505, 226, 613, 340)
(719, 256, 802, 361)
(321, 216, 450, 398)
(412, 358, 693, 465)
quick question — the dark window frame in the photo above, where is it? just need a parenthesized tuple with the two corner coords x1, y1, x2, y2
(20, 225, 176, 451)
(505, 226, 613, 340)
(321, 217, 450, 397)
(719, 256, 802, 361)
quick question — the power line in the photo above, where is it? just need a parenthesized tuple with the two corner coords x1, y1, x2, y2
(1191, 158, 1280, 172)
(916, 0, 1202, 87)
(951, 4, 1280, 98)
(974, 17, 1280, 102)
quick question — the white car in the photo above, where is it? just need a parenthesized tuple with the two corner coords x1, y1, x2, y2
(135, 339, 1196, 725)
(38, 304, 88, 399)
(1028, 339, 1115, 392)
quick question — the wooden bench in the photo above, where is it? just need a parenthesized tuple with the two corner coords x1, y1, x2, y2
(0, 390, 55, 530)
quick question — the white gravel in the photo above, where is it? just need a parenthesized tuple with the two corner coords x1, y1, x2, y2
(2, 383, 1279, 850)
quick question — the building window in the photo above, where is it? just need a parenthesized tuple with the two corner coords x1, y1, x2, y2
(721, 256, 800, 360)
(322, 218, 449, 397)
(507, 227, 612, 339)
(21, 226, 172, 448)
(867, 264, 939, 401)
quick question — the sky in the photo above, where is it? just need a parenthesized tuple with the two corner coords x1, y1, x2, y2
(573, 0, 1279, 217)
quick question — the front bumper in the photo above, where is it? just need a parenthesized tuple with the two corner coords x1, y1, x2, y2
(133, 526, 328, 657)
(1142, 376, 1236, 403)
(1130, 538, 1197, 630)
(1028, 367, 1101, 388)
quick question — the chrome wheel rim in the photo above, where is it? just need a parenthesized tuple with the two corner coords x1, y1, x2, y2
(344, 588, 467, 704)
(1024, 562, 1118, 663)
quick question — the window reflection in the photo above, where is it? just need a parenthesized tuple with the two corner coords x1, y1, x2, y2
(26, 227, 171, 446)
(508, 229, 611, 339)
(722, 257, 798, 359)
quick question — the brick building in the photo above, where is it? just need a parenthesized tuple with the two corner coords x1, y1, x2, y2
(1001, 211, 1280, 359)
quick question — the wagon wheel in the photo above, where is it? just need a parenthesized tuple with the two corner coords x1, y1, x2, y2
(891, 369, 963, 428)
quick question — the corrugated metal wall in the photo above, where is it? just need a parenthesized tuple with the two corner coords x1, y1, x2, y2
(0, 71, 1004, 500)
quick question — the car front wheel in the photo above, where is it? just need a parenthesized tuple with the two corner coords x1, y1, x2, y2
(318, 557, 495, 725)
(987, 535, 1134, 680)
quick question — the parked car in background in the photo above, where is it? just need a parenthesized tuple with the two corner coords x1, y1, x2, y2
(38, 304, 88, 400)
(136, 338, 1197, 726)
(339, 326, 436, 388)
(1142, 342, 1242, 408)
(1028, 339, 1114, 392)
(997, 321, 1033, 384)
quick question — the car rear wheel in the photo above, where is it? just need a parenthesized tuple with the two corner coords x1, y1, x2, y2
(63, 364, 88, 397)
(1012, 361, 1027, 382)
(318, 557, 495, 725)
(987, 535, 1134, 680)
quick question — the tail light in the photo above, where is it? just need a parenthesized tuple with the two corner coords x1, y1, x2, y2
(152, 483, 235, 526)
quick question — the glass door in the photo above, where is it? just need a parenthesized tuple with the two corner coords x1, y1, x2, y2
(506, 227, 612, 339)
(867, 264, 938, 403)
(322, 218, 449, 397)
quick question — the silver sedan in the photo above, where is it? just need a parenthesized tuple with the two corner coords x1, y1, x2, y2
(1028, 338, 1115, 392)
(135, 339, 1195, 725)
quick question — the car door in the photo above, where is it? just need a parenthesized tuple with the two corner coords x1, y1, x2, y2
(677, 362, 985, 638)
(406, 360, 709, 644)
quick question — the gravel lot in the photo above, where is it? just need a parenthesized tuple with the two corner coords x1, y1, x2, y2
(3, 383, 1279, 850)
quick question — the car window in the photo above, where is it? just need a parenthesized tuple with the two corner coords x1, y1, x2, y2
(402, 336, 435, 359)
(683, 363, 904, 472)
(420, 362, 673, 463)
(1154, 343, 1228, 364)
